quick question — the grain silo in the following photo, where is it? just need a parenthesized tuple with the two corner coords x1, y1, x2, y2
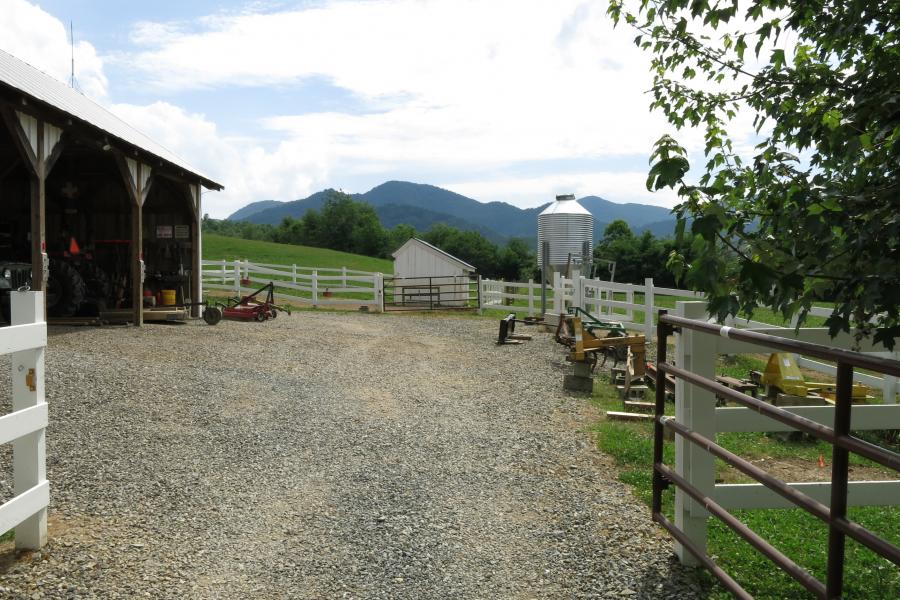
(537, 194, 593, 273)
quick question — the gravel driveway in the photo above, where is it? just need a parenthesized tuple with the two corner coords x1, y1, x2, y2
(0, 311, 703, 599)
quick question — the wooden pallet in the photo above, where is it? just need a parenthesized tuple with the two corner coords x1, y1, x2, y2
(606, 411, 654, 422)
(623, 400, 654, 413)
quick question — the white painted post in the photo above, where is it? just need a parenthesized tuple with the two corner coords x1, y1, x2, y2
(374, 273, 384, 313)
(233, 260, 241, 295)
(626, 288, 634, 321)
(312, 270, 318, 307)
(576, 276, 586, 311)
(220, 260, 226, 285)
(674, 301, 716, 566)
(644, 277, 655, 342)
(11, 291, 47, 550)
(292, 264, 297, 284)
(342, 266, 347, 288)
(552, 271, 562, 315)
(477, 274, 483, 315)
(527, 278, 535, 317)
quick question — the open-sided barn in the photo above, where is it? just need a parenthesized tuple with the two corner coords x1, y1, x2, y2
(0, 49, 223, 326)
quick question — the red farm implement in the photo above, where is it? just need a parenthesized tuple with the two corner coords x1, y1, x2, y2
(205, 282, 291, 324)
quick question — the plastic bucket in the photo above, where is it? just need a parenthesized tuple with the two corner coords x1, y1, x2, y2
(160, 289, 177, 306)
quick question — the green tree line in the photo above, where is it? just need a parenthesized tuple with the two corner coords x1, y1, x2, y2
(202, 191, 536, 280)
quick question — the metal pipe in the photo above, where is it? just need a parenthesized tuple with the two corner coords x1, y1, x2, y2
(652, 311, 669, 516)
(660, 416, 830, 521)
(661, 417, 900, 569)
(652, 513, 754, 600)
(660, 313, 900, 377)
(540, 241, 549, 316)
(660, 362, 900, 472)
(657, 463, 827, 598)
(826, 362, 853, 598)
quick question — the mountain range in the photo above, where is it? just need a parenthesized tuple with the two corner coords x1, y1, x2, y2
(228, 181, 677, 243)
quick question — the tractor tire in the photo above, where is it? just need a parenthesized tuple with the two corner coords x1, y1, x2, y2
(255, 310, 266, 322)
(79, 262, 112, 305)
(47, 260, 87, 317)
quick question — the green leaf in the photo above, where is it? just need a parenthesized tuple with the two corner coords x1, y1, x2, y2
(821, 109, 842, 130)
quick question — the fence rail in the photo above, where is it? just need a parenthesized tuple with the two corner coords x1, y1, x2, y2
(0, 291, 48, 550)
(201, 259, 384, 311)
(480, 274, 896, 403)
(653, 303, 899, 599)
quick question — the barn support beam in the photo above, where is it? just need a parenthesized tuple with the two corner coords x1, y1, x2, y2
(1, 107, 63, 300)
(116, 155, 151, 326)
(190, 183, 202, 317)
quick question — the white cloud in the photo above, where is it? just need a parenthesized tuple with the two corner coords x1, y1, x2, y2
(0, 0, 107, 98)
(1, 0, 759, 218)
(108, 101, 332, 216)
(116, 0, 711, 213)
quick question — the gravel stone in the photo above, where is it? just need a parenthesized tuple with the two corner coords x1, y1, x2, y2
(0, 312, 704, 598)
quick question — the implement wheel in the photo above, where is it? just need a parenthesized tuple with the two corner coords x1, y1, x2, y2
(202, 306, 222, 325)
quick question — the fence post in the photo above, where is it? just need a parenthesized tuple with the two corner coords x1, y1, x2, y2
(552, 271, 562, 315)
(527, 278, 535, 317)
(292, 264, 297, 284)
(576, 276, 586, 310)
(312, 270, 318, 307)
(645, 277, 655, 342)
(674, 300, 716, 566)
(342, 266, 347, 288)
(233, 259, 241, 295)
(374, 273, 384, 313)
(885, 351, 899, 405)
(220, 260, 226, 286)
(476, 275, 483, 314)
(11, 291, 48, 550)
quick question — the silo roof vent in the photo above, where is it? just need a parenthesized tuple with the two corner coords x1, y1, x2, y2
(540, 195, 591, 216)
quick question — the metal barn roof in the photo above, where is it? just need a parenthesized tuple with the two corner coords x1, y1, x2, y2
(0, 48, 222, 190)
(392, 238, 477, 271)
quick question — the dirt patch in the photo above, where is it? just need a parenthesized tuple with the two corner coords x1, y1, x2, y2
(719, 455, 892, 484)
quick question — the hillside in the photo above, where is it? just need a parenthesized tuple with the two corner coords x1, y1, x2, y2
(228, 200, 283, 221)
(202, 233, 393, 273)
(228, 181, 677, 241)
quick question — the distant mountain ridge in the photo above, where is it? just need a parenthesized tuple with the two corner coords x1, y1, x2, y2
(228, 181, 677, 241)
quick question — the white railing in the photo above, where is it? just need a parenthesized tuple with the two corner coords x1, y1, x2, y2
(1, 291, 48, 549)
(480, 274, 703, 340)
(480, 275, 896, 403)
(201, 259, 384, 311)
(669, 301, 900, 566)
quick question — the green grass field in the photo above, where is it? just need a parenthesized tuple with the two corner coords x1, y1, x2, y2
(202, 233, 393, 273)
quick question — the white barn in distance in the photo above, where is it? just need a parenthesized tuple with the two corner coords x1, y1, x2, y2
(391, 238, 476, 307)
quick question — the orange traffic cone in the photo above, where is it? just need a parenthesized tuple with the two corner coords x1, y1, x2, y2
(69, 237, 80, 255)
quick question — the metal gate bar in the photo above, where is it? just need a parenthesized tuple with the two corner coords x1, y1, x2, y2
(382, 274, 480, 311)
(653, 311, 900, 600)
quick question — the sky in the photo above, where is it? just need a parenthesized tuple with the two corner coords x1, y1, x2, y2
(0, 0, 712, 218)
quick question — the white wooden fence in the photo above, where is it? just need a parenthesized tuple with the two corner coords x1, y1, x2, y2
(1, 291, 48, 549)
(481, 275, 897, 403)
(669, 301, 900, 566)
(201, 260, 384, 311)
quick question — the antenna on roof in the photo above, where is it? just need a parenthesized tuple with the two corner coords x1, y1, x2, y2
(69, 21, 75, 88)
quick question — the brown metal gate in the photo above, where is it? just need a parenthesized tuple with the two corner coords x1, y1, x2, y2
(652, 311, 900, 599)
(382, 274, 480, 311)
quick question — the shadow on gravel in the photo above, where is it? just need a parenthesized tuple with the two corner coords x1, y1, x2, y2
(634, 557, 713, 599)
